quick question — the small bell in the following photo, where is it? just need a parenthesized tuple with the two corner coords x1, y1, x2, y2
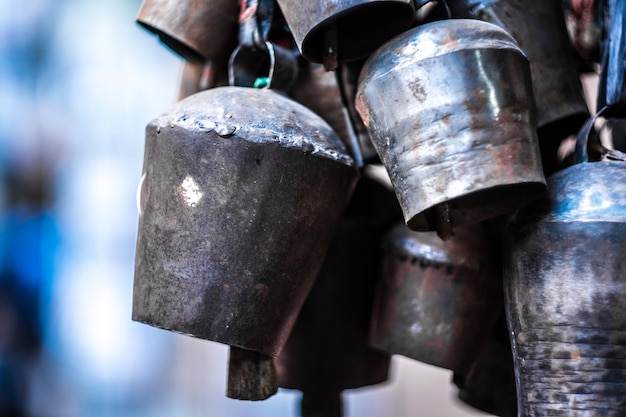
(275, 175, 401, 417)
(276, 0, 416, 70)
(356, 19, 546, 237)
(132, 86, 358, 400)
(369, 222, 502, 374)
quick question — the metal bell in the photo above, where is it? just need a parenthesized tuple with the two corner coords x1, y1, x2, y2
(504, 160, 626, 416)
(453, 312, 517, 417)
(276, 0, 416, 70)
(275, 175, 401, 417)
(356, 19, 546, 237)
(369, 222, 501, 374)
(132, 86, 358, 400)
(136, 0, 239, 80)
(446, 0, 590, 173)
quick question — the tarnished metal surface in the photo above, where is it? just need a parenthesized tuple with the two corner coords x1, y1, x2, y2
(136, 0, 239, 65)
(276, 0, 415, 66)
(370, 222, 501, 373)
(504, 161, 626, 416)
(447, 0, 589, 141)
(132, 87, 358, 358)
(275, 176, 401, 411)
(356, 20, 546, 236)
(454, 312, 517, 417)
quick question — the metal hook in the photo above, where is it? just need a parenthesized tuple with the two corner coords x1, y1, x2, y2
(228, 41, 276, 88)
(575, 106, 609, 164)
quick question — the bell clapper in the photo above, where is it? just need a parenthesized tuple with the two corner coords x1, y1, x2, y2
(227, 346, 278, 400)
(323, 25, 338, 72)
(435, 203, 454, 241)
(301, 390, 343, 417)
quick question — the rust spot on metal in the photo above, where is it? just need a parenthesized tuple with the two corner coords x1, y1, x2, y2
(408, 79, 427, 101)
(255, 283, 269, 298)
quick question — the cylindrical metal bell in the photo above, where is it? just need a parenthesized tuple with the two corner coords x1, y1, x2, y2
(276, 0, 416, 68)
(369, 222, 501, 374)
(356, 19, 546, 236)
(132, 86, 358, 399)
(136, 0, 239, 65)
(453, 312, 517, 417)
(447, 0, 590, 173)
(505, 160, 626, 416)
(275, 175, 401, 416)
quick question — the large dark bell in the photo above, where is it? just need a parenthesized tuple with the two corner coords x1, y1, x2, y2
(505, 160, 626, 416)
(132, 86, 358, 399)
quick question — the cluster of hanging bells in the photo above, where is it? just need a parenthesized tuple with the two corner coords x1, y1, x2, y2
(132, 0, 626, 415)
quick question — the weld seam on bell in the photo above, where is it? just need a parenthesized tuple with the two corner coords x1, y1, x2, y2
(356, 19, 546, 234)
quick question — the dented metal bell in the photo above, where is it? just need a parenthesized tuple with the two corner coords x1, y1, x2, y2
(276, 0, 416, 70)
(275, 175, 400, 417)
(136, 0, 239, 81)
(369, 222, 501, 374)
(504, 160, 626, 416)
(356, 19, 546, 237)
(132, 86, 358, 400)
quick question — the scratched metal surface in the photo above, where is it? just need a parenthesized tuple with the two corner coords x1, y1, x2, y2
(356, 19, 546, 234)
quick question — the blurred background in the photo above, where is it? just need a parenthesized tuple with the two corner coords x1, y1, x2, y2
(0, 1, 491, 415)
